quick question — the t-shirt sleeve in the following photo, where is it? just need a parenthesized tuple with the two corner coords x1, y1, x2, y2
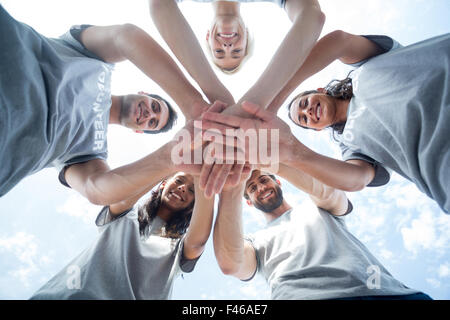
(57, 154, 108, 188)
(59, 24, 111, 63)
(240, 236, 260, 282)
(178, 240, 203, 273)
(95, 206, 134, 232)
(346, 35, 403, 68)
(339, 142, 391, 187)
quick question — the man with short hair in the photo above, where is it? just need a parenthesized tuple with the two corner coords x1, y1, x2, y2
(213, 167, 432, 299)
(0, 6, 211, 205)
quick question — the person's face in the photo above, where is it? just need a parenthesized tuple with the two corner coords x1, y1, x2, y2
(289, 92, 338, 131)
(119, 93, 169, 133)
(160, 173, 195, 212)
(207, 16, 247, 70)
(245, 170, 283, 213)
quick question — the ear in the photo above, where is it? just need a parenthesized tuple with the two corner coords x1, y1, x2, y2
(317, 88, 326, 93)
(206, 30, 210, 42)
(246, 199, 253, 206)
(135, 130, 144, 134)
(276, 179, 281, 186)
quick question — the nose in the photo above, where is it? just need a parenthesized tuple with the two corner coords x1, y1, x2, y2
(177, 184, 186, 193)
(300, 104, 314, 119)
(256, 183, 266, 193)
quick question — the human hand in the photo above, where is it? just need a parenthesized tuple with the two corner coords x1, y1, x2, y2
(196, 101, 296, 197)
(170, 100, 229, 176)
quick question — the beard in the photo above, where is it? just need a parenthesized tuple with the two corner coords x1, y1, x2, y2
(253, 185, 284, 213)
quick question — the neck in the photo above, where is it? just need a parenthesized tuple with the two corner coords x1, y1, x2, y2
(334, 98, 350, 124)
(213, 1, 240, 16)
(109, 95, 122, 125)
(264, 200, 292, 223)
(156, 205, 173, 222)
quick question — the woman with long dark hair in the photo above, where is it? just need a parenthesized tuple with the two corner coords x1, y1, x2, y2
(30, 172, 215, 299)
(280, 31, 450, 213)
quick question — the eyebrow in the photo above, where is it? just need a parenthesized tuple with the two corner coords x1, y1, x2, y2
(246, 181, 256, 192)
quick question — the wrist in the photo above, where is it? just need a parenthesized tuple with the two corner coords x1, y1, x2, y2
(284, 137, 310, 167)
(221, 183, 245, 198)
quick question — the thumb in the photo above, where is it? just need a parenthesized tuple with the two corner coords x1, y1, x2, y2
(207, 100, 227, 113)
(241, 101, 273, 122)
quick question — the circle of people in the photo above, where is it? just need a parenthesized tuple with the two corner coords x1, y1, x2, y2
(1, 0, 448, 300)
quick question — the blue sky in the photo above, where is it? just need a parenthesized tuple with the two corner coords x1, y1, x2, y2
(0, 0, 449, 300)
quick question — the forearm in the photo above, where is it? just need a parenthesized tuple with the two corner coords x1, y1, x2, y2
(285, 139, 374, 192)
(239, 5, 325, 109)
(213, 186, 246, 274)
(115, 24, 204, 119)
(149, 0, 234, 106)
(183, 178, 215, 259)
(85, 142, 176, 205)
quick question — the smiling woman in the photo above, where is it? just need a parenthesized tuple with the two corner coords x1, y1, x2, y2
(30, 173, 215, 299)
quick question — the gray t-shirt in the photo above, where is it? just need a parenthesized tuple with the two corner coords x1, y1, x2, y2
(338, 33, 450, 213)
(247, 202, 420, 300)
(0, 6, 112, 196)
(176, 0, 286, 8)
(30, 206, 197, 300)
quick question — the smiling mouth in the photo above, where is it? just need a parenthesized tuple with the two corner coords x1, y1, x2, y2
(259, 190, 274, 201)
(316, 103, 321, 121)
(218, 33, 237, 38)
(170, 191, 184, 202)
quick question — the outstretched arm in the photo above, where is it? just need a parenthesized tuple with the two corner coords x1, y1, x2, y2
(64, 140, 177, 206)
(148, 0, 235, 106)
(183, 177, 215, 260)
(267, 30, 386, 112)
(79, 24, 208, 120)
(214, 184, 257, 280)
(200, 101, 375, 195)
(266, 163, 349, 216)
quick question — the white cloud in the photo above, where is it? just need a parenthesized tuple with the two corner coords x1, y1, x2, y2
(0, 232, 51, 287)
(400, 209, 450, 256)
(438, 263, 450, 278)
(426, 278, 441, 289)
(56, 194, 103, 225)
(239, 276, 270, 300)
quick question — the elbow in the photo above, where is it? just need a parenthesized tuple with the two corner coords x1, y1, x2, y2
(114, 23, 146, 55)
(342, 181, 367, 192)
(218, 261, 241, 276)
(328, 30, 349, 43)
(84, 177, 113, 206)
(215, 252, 242, 276)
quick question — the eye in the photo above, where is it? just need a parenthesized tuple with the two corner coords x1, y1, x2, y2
(152, 100, 160, 113)
(249, 185, 256, 193)
(149, 118, 156, 127)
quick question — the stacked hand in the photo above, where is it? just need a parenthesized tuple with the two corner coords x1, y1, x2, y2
(171, 100, 297, 197)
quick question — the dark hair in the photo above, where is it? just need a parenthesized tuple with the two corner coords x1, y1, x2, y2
(243, 173, 277, 200)
(287, 72, 353, 140)
(142, 93, 178, 134)
(137, 180, 194, 239)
